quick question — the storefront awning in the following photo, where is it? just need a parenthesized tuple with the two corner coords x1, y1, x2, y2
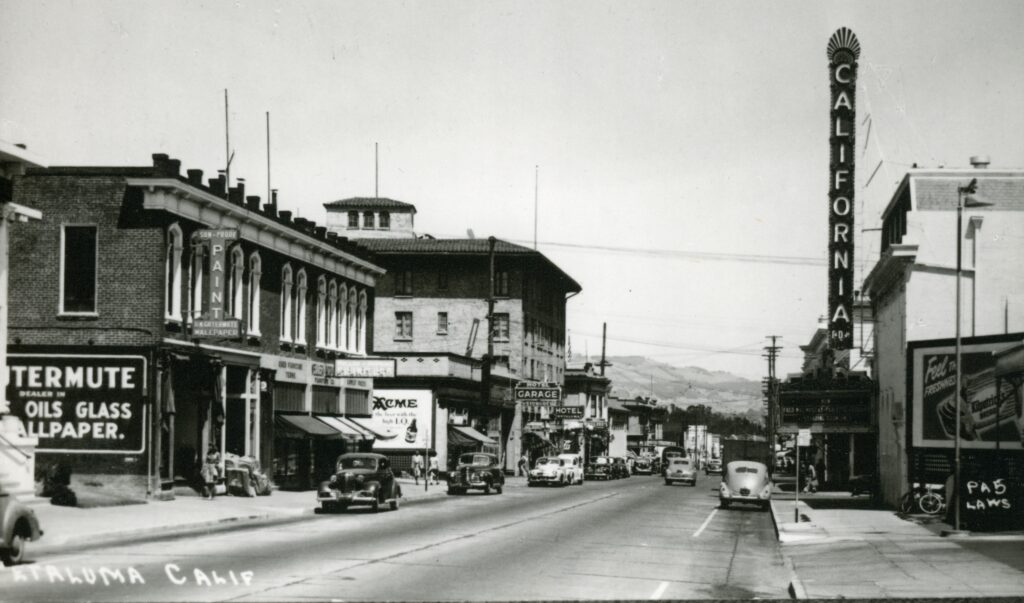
(448, 425, 497, 446)
(345, 417, 392, 441)
(276, 414, 346, 440)
(316, 416, 368, 441)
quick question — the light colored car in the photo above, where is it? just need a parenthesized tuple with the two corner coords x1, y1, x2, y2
(705, 459, 723, 475)
(1, 486, 43, 565)
(664, 458, 697, 486)
(719, 460, 772, 510)
(528, 457, 568, 487)
(557, 453, 585, 485)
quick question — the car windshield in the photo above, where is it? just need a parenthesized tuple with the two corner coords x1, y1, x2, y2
(459, 454, 492, 466)
(733, 466, 760, 474)
(338, 457, 378, 471)
(593, 457, 610, 464)
(670, 460, 690, 467)
(537, 458, 561, 466)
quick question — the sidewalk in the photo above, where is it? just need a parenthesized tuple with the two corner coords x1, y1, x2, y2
(771, 490, 1024, 598)
(30, 476, 527, 558)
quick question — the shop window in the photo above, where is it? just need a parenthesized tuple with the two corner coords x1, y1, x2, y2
(396, 270, 412, 296)
(395, 311, 413, 340)
(164, 223, 183, 321)
(295, 269, 308, 346)
(492, 313, 510, 342)
(313, 386, 339, 414)
(363, 211, 375, 229)
(379, 211, 390, 229)
(344, 389, 369, 415)
(281, 264, 294, 342)
(347, 211, 358, 228)
(247, 253, 262, 336)
(437, 312, 448, 335)
(60, 225, 98, 314)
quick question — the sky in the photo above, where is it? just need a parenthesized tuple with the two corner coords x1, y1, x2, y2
(3, 0, 1024, 380)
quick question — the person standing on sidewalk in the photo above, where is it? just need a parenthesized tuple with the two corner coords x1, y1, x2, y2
(429, 453, 440, 485)
(518, 453, 529, 477)
(201, 446, 221, 500)
(411, 451, 424, 485)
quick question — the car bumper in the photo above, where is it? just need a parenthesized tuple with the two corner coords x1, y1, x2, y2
(317, 490, 376, 505)
(667, 473, 696, 481)
(529, 475, 562, 483)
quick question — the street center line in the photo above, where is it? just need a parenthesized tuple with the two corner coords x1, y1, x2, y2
(650, 580, 669, 599)
(692, 508, 718, 538)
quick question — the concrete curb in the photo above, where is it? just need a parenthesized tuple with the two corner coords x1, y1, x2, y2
(784, 556, 809, 600)
(31, 489, 450, 558)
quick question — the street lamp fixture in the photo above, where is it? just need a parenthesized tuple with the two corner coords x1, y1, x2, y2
(953, 177, 993, 534)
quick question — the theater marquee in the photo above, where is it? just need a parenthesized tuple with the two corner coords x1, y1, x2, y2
(827, 28, 860, 350)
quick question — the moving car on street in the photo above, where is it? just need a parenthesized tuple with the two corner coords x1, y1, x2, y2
(317, 453, 402, 513)
(1, 486, 42, 565)
(558, 453, 585, 485)
(664, 458, 697, 486)
(584, 456, 621, 480)
(705, 459, 723, 476)
(633, 456, 653, 475)
(719, 460, 772, 510)
(610, 457, 631, 479)
(447, 452, 504, 495)
(529, 457, 568, 486)
(660, 446, 686, 476)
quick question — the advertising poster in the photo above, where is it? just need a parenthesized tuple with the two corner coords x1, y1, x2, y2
(369, 389, 433, 451)
(912, 341, 1022, 450)
(6, 355, 147, 454)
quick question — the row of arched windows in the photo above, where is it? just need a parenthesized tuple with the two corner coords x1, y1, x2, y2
(165, 223, 366, 354)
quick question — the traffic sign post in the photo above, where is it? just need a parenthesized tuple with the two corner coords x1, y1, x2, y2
(795, 428, 811, 522)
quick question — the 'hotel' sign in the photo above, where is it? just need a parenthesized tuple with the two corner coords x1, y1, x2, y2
(826, 28, 860, 350)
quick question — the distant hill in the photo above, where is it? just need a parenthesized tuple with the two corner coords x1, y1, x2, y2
(601, 356, 763, 416)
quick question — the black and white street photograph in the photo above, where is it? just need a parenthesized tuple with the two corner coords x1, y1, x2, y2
(1, 1, 1023, 601)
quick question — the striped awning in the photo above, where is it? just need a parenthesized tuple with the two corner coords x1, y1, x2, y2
(317, 416, 369, 441)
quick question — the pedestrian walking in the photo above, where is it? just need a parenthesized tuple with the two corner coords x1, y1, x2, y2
(200, 446, 221, 500)
(411, 451, 424, 485)
(518, 453, 529, 477)
(803, 462, 818, 493)
(429, 453, 440, 484)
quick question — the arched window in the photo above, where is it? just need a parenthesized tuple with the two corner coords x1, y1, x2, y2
(316, 276, 327, 348)
(228, 246, 244, 319)
(379, 211, 390, 229)
(165, 224, 183, 321)
(295, 269, 308, 345)
(338, 285, 348, 352)
(247, 253, 262, 336)
(348, 286, 358, 350)
(347, 211, 359, 228)
(281, 264, 293, 342)
(188, 239, 206, 322)
(357, 290, 368, 354)
(327, 281, 338, 349)
(363, 211, 374, 229)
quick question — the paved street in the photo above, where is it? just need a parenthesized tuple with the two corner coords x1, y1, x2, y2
(0, 475, 788, 601)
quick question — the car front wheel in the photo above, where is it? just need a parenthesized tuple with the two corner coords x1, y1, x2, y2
(390, 497, 400, 511)
(495, 483, 503, 494)
(371, 496, 381, 513)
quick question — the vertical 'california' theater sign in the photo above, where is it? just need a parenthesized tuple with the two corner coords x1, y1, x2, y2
(827, 28, 860, 350)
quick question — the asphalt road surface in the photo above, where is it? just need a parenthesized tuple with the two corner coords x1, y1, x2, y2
(0, 473, 789, 601)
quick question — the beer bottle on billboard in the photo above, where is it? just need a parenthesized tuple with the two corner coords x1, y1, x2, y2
(405, 419, 418, 444)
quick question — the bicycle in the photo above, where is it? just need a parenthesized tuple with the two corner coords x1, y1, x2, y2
(898, 483, 945, 515)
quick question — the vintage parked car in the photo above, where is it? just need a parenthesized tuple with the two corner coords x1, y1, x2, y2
(224, 453, 273, 497)
(317, 453, 402, 513)
(705, 459, 723, 476)
(633, 456, 653, 475)
(558, 453, 585, 485)
(447, 452, 504, 495)
(610, 457, 631, 479)
(664, 458, 697, 486)
(584, 456, 616, 480)
(719, 460, 772, 510)
(528, 457, 567, 486)
(1, 485, 43, 565)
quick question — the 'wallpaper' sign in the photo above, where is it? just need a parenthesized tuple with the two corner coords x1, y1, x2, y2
(826, 28, 860, 349)
(6, 355, 147, 453)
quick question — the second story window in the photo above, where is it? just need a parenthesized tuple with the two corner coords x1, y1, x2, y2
(347, 211, 359, 228)
(165, 224, 183, 321)
(495, 270, 509, 297)
(61, 225, 98, 315)
(228, 246, 244, 319)
(357, 290, 367, 354)
(395, 311, 413, 340)
(363, 211, 375, 229)
(317, 277, 327, 348)
(281, 264, 293, 342)
(295, 269, 308, 345)
(396, 270, 413, 296)
(437, 312, 448, 335)
(379, 211, 390, 229)
(247, 253, 262, 336)
(338, 285, 348, 351)
(492, 313, 510, 341)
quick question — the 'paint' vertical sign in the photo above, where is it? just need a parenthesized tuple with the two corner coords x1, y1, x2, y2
(192, 229, 241, 339)
(827, 28, 860, 350)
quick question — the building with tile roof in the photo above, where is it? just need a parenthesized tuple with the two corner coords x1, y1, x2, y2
(324, 197, 417, 239)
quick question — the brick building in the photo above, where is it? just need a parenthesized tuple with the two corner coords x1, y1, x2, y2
(5, 154, 388, 499)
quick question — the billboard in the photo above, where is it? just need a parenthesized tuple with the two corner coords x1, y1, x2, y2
(911, 338, 1023, 450)
(826, 27, 860, 349)
(369, 389, 433, 451)
(6, 355, 148, 454)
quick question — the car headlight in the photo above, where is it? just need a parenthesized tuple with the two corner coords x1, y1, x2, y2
(759, 484, 772, 499)
(356, 475, 365, 484)
(329, 474, 338, 484)
(720, 482, 730, 496)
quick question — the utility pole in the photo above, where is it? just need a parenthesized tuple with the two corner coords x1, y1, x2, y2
(485, 236, 501, 466)
(764, 335, 782, 462)
(599, 322, 609, 376)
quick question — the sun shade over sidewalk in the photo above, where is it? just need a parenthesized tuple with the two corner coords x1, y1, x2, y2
(448, 425, 496, 446)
